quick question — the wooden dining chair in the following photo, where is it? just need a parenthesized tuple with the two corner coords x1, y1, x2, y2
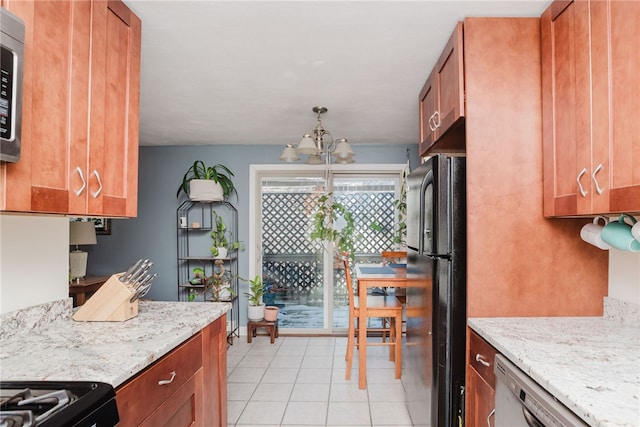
(381, 250, 407, 264)
(343, 256, 403, 384)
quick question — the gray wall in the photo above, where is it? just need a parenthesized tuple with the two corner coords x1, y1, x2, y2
(87, 144, 418, 322)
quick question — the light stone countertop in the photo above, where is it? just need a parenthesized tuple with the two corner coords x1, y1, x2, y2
(0, 299, 230, 388)
(469, 298, 640, 427)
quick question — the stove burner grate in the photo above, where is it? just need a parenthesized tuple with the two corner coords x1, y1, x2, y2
(0, 382, 118, 427)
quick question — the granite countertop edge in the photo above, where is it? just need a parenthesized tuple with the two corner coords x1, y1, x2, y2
(468, 298, 640, 427)
(0, 299, 231, 388)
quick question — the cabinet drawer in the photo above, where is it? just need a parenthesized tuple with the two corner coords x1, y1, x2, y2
(140, 368, 204, 427)
(116, 333, 203, 426)
(469, 330, 497, 388)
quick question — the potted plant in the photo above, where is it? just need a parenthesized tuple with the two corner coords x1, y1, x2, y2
(310, 192, 361, 260)
(210, 211, 244, 258)
(177, 160, 236, 201)
(187, 262, 235, 302)
(243, 274, 265, 321)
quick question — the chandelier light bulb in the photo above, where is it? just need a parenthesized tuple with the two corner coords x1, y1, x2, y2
(279, 106, 355, 165)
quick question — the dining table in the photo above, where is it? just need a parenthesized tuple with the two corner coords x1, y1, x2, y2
(354, 263, 407, 389)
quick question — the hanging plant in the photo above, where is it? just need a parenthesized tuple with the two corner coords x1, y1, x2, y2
(310, 193, 361, 260)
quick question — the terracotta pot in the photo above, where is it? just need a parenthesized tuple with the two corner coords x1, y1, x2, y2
(264, 306, 279, 322)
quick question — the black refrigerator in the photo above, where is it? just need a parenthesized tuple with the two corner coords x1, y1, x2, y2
(403, 154, 466, 427)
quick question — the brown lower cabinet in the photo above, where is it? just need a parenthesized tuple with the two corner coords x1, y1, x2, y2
(116, 314, 227, 427)
(466, 330, 498, 427)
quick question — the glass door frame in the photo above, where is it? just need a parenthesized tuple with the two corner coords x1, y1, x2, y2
(249, 163, 407, 335)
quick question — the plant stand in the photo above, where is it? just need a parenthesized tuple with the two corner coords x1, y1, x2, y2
(177, 200, 240, 343)
(247, 319, 279, 344)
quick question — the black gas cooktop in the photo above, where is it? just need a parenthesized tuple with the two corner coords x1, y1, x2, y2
(0, 381, 118, 427)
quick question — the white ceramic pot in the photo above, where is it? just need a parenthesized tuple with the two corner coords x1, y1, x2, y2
(189, 179, 224, 201)
(213, 247, 228, 259)
(248, 304, 265, 322)
(264, 306, 279, 322)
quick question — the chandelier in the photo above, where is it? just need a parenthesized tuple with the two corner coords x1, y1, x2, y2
(279, 106, 355, 165)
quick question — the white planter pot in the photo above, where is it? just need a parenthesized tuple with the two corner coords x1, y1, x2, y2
(189, 179, 224, 201)
(248, 304, 265, 322)
(213, 247, 228, 259)
(219, 287, 231, 301)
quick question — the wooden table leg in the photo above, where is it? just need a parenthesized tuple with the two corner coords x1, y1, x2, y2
(358, 281, 367, 389)
(76, 292, 87, 306)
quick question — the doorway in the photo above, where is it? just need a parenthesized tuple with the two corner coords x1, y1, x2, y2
(251, 165, 404, 334)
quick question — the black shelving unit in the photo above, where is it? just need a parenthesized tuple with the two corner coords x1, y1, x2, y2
(177, 200, 240, 343)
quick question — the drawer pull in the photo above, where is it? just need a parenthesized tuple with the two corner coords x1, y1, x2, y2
(487, 408, 495, 427)
(475, 354, 490, 367)
(158, 371, 176, 386)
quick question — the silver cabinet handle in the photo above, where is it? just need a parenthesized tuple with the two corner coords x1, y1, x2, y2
(428, 112, 437, 131)
(74, 166, 86, 196)
(592, 163, 604, 195)
(158, 371, 176, 386)
(90, 170, 103, 198)
(487, 408, 495, 427)
(577, 167, 588, 197)
(475, 353, 490, 367)
(432, 110, 441, 129)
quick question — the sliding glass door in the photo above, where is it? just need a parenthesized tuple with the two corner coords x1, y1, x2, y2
(255, 166, 403, 334)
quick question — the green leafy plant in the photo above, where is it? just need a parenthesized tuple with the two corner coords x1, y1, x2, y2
(210, 211, 245, 257)
(370, 169, 407, 247)
(176, 161, 236, 199)
(187, 262, 236, 302)
(242, 274, 264, 306)
(310, 193, 360, 260)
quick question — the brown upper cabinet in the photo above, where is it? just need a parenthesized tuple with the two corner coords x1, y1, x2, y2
(0, 0, 140, 217)
(419, 22, 465, 156)
(542, 0, 640, 217)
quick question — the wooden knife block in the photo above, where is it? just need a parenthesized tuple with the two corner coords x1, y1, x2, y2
(73, 273, 138, 322)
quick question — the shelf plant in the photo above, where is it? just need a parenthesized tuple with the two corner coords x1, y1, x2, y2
(177, 161, 236, 200)
(210, 211, 244, 258)
(187, 262, 236, 302)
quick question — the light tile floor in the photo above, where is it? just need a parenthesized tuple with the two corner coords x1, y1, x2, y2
(227, 335, 413, 426)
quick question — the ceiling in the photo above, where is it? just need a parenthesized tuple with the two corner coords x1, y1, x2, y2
(125, 1, 550, 148)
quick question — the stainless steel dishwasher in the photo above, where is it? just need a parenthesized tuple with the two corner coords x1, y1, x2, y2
(493, 354, 589, 427)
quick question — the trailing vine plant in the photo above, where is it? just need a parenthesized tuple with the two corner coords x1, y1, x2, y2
(310, 193, 360, 260)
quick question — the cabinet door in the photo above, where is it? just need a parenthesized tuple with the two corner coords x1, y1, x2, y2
(1, 1, 89, 213)
(202, 315, 227, 426)
(541, 0, 592, 217)
(418, 21, 465, 156)
(87, 0, 140, 217)
(467, 368, 495, 427)
(591, 0, 640, 213)
(434, 21, 464, 139)
(140, 369, 204, 427)
(419, 70, 436, 155)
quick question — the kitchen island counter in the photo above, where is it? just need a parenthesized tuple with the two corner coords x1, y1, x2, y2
(0, 299, 230, 388)
(469, 298, 639, 427)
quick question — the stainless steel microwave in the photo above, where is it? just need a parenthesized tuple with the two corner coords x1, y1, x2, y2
(0, 7, 24, 163)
